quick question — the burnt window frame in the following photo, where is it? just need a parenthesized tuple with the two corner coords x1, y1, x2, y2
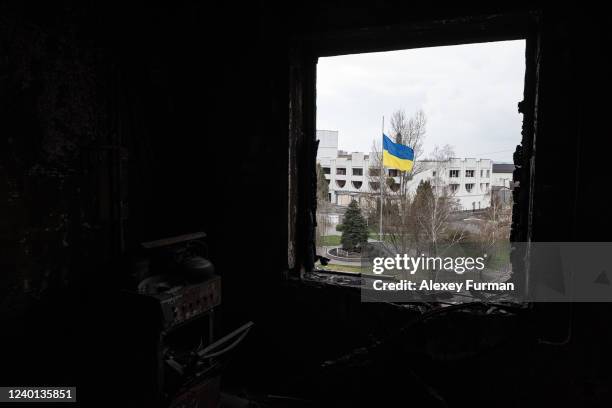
(287, 11, 541, 287)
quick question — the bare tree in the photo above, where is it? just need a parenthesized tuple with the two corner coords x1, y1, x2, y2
(315, 163, 331, 250)
(316, 163, 330, 208)
(366, 139, 414, 254)
(476, 189, 512, 254)
(390, 108, 426, 176)
(365, 110, 465, 260)
(409, 144, 463, 257)
(390, 109, 425, 158)
(428, 144, 455, 162)
(427, 144, 456, 191)
(388, 109, 427, 229)
(363, 109, 426, 254)
(413, 180, 463, 258)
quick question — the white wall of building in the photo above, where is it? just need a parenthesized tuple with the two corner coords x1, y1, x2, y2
(316, 130, 497, 211)
(492, 172, 513, 188)
(491, 164, 515, 189)
(316, 130, 338, 161)
(317, 150, 370, 205)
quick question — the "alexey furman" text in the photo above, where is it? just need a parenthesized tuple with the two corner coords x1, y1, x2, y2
(372, 279, 515, 292)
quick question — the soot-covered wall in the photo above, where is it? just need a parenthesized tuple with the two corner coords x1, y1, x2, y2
(0, 0, 288, 387)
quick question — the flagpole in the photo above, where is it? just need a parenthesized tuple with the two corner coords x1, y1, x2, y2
(379, 116, 384, 242)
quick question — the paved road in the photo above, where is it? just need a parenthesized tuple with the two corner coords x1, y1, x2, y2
(319, 245, 362, 266)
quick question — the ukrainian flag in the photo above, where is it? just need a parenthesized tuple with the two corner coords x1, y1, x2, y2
(383, 134, 414, 172)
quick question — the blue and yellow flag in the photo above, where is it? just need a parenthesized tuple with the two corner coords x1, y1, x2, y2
(382, 134, 414, 172)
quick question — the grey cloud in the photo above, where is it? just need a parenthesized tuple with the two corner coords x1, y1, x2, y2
(317, 40, 525, 162)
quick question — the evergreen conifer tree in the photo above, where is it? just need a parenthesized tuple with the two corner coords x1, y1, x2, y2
(341, 200, 368, 250)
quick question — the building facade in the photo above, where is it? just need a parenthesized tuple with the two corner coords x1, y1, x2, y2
(492, 163, 515, 189)
(317, 130, 512, 211)
(491, 163, 515, 205)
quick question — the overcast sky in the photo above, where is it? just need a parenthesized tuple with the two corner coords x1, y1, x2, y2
(316, 40, 525, 163)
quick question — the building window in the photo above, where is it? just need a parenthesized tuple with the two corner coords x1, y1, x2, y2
(323, 167, 331, 174)
(306, 32, 531, 287)
(486, 170, 490, 177)
(336, 168, 346, 175)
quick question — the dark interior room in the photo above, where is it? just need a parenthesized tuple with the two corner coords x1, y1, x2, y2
(2, 1, 612, 407)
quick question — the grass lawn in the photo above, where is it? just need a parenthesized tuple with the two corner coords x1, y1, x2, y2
(320, 233, 397, 246)
(442, 241, 511, 270)
(317, 263, 363, 274)
(319, 235, 341, 246)
(367, 232, 401, 244)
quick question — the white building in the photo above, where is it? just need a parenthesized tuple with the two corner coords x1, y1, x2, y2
(491, 163, 515, 205)
(492, 163, 515, 189)
(317, 130, 505, 211)
(417, 158, 494, 211)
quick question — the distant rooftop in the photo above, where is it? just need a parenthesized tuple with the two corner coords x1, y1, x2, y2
(492, 163, 515, 173)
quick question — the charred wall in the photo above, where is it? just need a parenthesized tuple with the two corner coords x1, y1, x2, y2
(0, 0, 290, 388)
